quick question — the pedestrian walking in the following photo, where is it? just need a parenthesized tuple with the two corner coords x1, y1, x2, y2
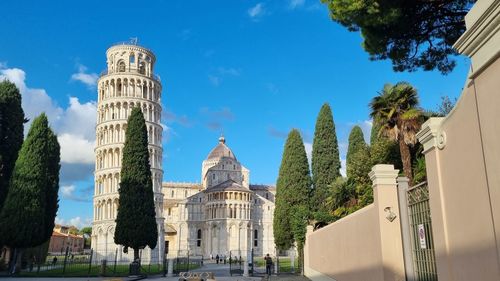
(216, 254, 219, 264)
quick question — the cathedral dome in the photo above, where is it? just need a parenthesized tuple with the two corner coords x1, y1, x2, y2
(206, 136, 237, 160)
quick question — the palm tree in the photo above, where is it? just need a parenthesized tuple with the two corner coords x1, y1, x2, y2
(370, 82, 423, 184)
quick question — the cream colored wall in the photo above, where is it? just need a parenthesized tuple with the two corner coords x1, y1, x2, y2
(305, 205, 384, 281)
(416, 1, 500, 280)
(304, 165, 405, 281)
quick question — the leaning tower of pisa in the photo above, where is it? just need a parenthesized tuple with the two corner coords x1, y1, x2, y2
(92, 42, 165, 263)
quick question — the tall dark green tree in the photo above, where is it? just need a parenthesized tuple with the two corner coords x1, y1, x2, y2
(274, 129, 312, 273)
(346, 126, 367, 179)
(345, 126, 372, 207)
(0, 114, 59, 265)
(44, 129, 60, 240)
(311, 103, 340, 227)
(0, 80, 25, 210)
(321, 0, 474, 74)
(114, 107, 158, 261)
(274, 129, 311, 251)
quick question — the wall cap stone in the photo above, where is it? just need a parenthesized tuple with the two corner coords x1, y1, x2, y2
(416, 118, 445, 154)
(454, 0, 500, 76)
(369, 164, 399, 186)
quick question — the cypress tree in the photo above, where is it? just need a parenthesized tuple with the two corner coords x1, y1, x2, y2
(311, 103, 340, 226)
(346, 126, 364, 177)
(114, 107, 158, 261)
(0, 114, 58, 262)
(0, 80, 25, 210)
(44, 129, 60, 240)
(274, 129, 312, 251)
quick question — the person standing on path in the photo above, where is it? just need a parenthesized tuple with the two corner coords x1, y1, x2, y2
(264, 253, 273, 276)
(216, 254, 219, 264)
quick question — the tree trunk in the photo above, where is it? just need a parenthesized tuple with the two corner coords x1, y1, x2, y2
(133, 248, 139, 262)
(399, 138, 413, 185)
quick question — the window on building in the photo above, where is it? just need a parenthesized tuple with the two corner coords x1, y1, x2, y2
(168, 208, 171, 216)
(265, 193, 269, 199)
(254, 229, 258, 247)
(118, 61, 126, 72)
(129, 53, 135, 64)
(212, 174, 215, 179)
(197, 229, 202, 247)
(171, 190, 174, 198)
(185, 190, 188, 197)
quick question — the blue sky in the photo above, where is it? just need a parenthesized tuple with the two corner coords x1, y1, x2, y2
(0, 0, 470, 228)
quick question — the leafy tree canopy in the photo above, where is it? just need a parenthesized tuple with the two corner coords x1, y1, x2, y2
(321, 0, 474, 74)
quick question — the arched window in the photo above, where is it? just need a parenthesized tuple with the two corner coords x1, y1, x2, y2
(265, 193, 269, 200)
(254, 229, 258, 247)
(129, 53, 135, 64)
(139, 62, 145, 74)
(197, 229, 202, 247)
(118, 61, 126, 72)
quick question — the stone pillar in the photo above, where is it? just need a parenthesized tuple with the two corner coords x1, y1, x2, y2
(369, 164, 406, 281)
(167, 256, 174, 277)
(303, 225, 314, 277)
(243, 250, 249, 277)
(397, 176, 416, 281)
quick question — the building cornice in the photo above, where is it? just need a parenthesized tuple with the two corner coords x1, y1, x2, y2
(454, 0, 500, 77)
(416, 118, 445, 154)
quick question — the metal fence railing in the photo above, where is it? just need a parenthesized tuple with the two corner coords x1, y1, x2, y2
(0, 244, 203, 277)
(407, 181, 438, 281)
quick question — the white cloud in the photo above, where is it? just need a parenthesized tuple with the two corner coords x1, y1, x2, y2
(289, 0, 305, 9)
(58, 97, 97, 140)
(0, 67, 63, 124)
(71, 64, 98, 87)
(0, 65, 97, 183)
(55, 216, 92, 229)
(61, 185, 76, 198)
(248, 3, 265, 20)
(58, 134, 95, 164)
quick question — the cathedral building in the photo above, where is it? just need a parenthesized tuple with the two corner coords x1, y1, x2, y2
(92, 42, 276, 262)
(163, 136, 276, 259)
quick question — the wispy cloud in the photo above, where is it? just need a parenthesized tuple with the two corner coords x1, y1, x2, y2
(208, 75, 221, 86)
(179, 29, 192, 41)
(288, 0, 305, 9)
(208, 67, 241, 86)
(248, 3, 265, 20)
(201, 107, 235, 131)
(266, 83, 279, 94)
(268, 126, 288, 138)
(60, 184, 92, 202)
(71, 64, 98, 88)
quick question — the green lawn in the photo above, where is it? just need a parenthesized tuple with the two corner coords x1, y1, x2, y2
(251, 257, 299, 273)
